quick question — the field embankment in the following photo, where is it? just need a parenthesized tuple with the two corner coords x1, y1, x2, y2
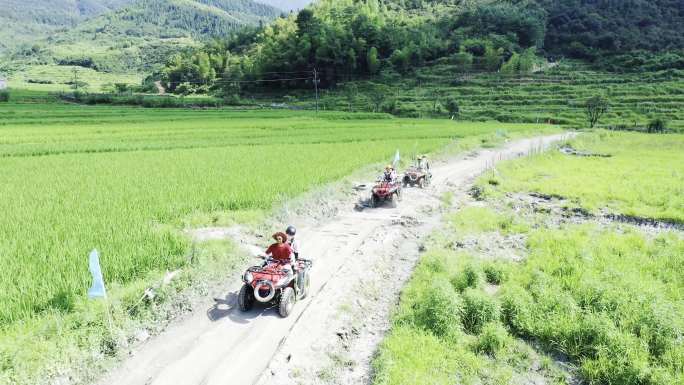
(374, 131, 684, 385)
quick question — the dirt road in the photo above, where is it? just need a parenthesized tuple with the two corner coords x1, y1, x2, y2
(97, 134, 568, 385)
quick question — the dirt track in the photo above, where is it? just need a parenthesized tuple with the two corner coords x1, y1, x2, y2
(97, 134, 568, 385)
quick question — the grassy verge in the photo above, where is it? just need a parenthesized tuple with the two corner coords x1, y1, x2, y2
(374, 132, 684, 385)
(475, 131, 684, 224)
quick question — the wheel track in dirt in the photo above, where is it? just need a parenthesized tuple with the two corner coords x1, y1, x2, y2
(97, 133, 570, 385)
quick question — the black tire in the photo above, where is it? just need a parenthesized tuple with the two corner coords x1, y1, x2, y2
(370, 194, 378, 208)
(390, 193, 398, 208)
(238, 284, 254, 311)
(279, 287, 295, 318)
(298, 272, 311, 299)
(418, 178, 425, 189)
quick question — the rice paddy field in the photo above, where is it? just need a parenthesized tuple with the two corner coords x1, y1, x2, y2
(374, 131, 684, 385)
(0, 94, 555, 383)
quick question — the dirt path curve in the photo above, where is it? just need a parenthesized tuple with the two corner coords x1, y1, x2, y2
(98, 134, 569, 385)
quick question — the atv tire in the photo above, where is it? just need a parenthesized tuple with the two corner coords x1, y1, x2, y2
(370, 194, 379, 208)
(279, 287, 295, 318)
(298, 272, 311, 299)
(238, 284, 254, 311)
(418, 178, 425, 189)
(390, 193, 398, 208)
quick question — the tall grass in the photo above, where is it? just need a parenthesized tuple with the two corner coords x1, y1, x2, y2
(374, 132, 684, 385)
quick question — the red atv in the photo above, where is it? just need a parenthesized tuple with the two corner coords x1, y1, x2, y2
(403, 166, 431, 188)
(370, 180, 402, 208)
(238, 258, 312, 317)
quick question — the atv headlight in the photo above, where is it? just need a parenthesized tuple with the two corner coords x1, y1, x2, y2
(243, 272, 253, 283)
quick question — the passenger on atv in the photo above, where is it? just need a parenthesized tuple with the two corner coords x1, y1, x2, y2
(285, 225, 300, 260)
(383, 164, 397, 182)
(417, 155, 430, 171)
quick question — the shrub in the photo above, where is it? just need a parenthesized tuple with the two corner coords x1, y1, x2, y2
(474, 322, 510, 356)
(483, 263, 506, 285)
(0, 90, 9, 102)
(461, 289, 499, 334)
(451, 264, 481, 292)
(499, 285, 535, 336)
(647, 118, 667, 133)
(413, 278, 463, 338)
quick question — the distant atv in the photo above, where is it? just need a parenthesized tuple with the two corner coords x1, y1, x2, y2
(370, 180, 402, 208)
(402, 166, 431, 188)
(238, 258, 312, 317)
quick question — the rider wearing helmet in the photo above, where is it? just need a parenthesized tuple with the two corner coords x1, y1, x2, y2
(418, 155, 430, 171)
(285, 225, 300, 260)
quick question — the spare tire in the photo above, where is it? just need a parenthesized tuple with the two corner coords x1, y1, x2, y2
(253, 280, 275, 303)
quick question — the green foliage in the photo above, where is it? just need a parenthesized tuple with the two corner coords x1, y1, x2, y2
(484, 131, 684, 223)
(412, 278, 463, 338)
(585, 95, 609, 128)
(540, 0, 684, 60)
(367, 47, 380, 75)
(444, 96, 459, 120)
(461, 289, 500, 334)
(451, 264, 481, 292)
(647, 118, 668, 133)
(474, 323, 510, 356)
(501, 48, 537, 74)
(0, 89, 9, 102)
(483, 263, 506, 285)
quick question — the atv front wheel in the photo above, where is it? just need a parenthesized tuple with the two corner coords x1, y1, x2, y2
(279, 287, 295, 317)
(370, 194, 379, 208)
(298, 272, 311, 299)
(238, 284, 254, 311)
(418, 178, 425, 189)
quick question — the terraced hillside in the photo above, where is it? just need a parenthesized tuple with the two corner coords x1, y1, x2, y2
(258, 63, 684, 130)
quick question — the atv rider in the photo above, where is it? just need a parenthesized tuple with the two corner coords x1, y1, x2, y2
(285, 225, 300, 260)
(418, 155, 430, 171)
(383, 164, 397, 183)
(265, 232, 296, 274)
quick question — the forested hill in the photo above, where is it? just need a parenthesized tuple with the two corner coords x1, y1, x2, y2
(0, 0, 134, 53)
(159, 0, 684, 94)
(541, 0, 684, 58)
(8, 0, 280, 73)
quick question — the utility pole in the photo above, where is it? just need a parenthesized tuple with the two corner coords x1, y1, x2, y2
(72, 68, 79, 92)
(313, 68, 319, 113)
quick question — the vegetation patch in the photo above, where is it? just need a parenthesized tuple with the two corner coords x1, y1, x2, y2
(374, 132, 684, 385)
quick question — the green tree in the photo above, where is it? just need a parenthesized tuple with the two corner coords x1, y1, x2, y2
(367, 83, 390, 113)
(367, 46, 380, 75)
(342, 83, 358, 112)
(445, 96, 460, 120)
(482, 44, 503, 72)
(585, 96, 609, 128)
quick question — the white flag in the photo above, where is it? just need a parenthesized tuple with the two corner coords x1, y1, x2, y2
(88, 249, 107, 299)
(393, 149, 400, 166)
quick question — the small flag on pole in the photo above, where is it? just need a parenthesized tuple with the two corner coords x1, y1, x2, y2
(393, 149, 401, 166)
(88, 249, 107, 299)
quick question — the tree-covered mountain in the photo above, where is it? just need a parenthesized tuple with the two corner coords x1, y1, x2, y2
(158, 0, 684, 95)
(0, 0, 135, 53)
(8, 0, 280, 73)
